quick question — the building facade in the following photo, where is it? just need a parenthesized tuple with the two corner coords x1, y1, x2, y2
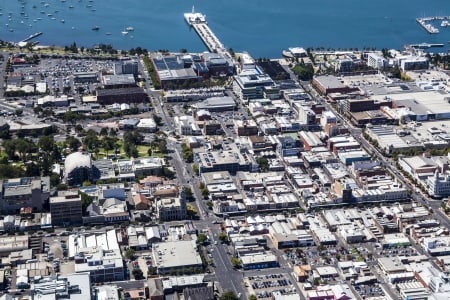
(50, 191, 83, 226)
(427, 172, 450, 199)
(0, 176, 50, 213)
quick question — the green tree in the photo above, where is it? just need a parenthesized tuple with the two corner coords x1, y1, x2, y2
(0, 123, 10, 139)
(3, 139, 18, 160)
(186, 203, 198, 218)
(218, 232, 229, 243)
(184, 186, 194, 200)
(125, 248, 135, 260)
(5, 138, 36, 162)
(249, 295, 257, 300)
(132, 269, 144, 280)
(82, 180, 92, 187)
(25, 162, 40, 177)
(83, 130, 101, 152)
(39, 154, 52, 176)
(125, 144, 138, 158)
(197, 233, 208, 245)
(57, 184, 68, 191)
(163, 167, 175, 179)
(205, 201, 213, 210)
(102, 136, 117, 158)
(109, 128, 117, 137)
(256, 157, 269, 172)
(62, 110, 81, 124)
(292, 63, 314, 81)
(79, 191, 93, 213)
(99, 127, 108, 136)
(38, 135, 54, 153)
(158, 140, 167, 154)
(230, 257, 241, 268)
(391, 66, 401, 79)
(50, 174, 60, 187)
(220, 291, 239, 300)
(201, 187, 209, 199)
(153, 114, 163, 126)
(181, 143, 194, 163)
(65, 136, 81, 152)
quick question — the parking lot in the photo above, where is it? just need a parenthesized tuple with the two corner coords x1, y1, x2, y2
(245, 273, 297, 299)
(127, 252, 154, 279)
(7, 56, 121, 102)
(353, 283, 384, 298)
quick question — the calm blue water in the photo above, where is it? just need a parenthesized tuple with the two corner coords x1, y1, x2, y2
(1, 0, 450, 57)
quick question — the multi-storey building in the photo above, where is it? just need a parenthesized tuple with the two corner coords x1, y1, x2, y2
(49, 191, 82, 226)
(0, 176, 50, 213)
(156, 196, 187, 221)
(427, 171, 450, 199)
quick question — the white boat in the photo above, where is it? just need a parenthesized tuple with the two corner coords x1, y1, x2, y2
(126, 26, 134, 31)
(121, 30, 128, 35)
(184, 6, 206, 25)
(441, 20, 450, 27)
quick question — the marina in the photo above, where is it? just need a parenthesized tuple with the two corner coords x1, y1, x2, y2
(416, 16, 450, 34)
(416, 18, 439, 34)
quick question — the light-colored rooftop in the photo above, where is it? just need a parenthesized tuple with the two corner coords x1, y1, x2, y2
(152, 240, 202, 269)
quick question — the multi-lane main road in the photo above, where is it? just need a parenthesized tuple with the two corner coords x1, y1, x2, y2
(306, 84, 450, 230)
(138, 58, 249, 297)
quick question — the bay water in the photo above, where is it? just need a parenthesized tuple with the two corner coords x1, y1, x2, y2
(1, 0, 450, 57)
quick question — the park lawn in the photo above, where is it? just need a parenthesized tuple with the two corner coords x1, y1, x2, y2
(137, 145, 151, 157)
(149, 149, 165, 158)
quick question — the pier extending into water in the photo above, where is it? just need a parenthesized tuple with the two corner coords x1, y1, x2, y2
(184, 8, 230, 57)
(19, 32, 43, 43)
(17, 32, 43, 47)
(192, 22, 226, 54)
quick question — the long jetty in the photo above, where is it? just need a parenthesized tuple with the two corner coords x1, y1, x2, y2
(191, 22, 226, 54)
(19, 32, 43, 43)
